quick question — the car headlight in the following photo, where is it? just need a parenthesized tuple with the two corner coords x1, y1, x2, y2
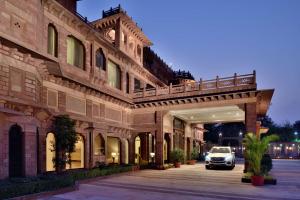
(225, 155, 232, 161)
(205, 156, 211, 161)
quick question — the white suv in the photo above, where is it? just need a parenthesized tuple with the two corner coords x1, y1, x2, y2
(205, 146, 235, 170)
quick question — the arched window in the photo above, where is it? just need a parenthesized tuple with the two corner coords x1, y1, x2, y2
(108, 60, 121, 90)
(137, 45, 142, 57)
(67, 135, 84, 169)
(67, 36, 85, 69)
(47, 24, 58, 57)
(46, 132, 56, 171)
(95, 48, 106, 70)
(94, 134, 105, 156)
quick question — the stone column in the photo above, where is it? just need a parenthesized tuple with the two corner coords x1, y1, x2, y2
(129, 74, 134, 94)
(245, 103, 258, 135)
(121, 70, 126, 93)
(155, 111, 164, 167)
(129, 137, 136, 164)
(24, 124, 38, 177)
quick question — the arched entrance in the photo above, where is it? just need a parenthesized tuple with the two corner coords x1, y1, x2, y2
(46, 132, 56, 171)
(164, 133, 171, 163)
(135, 136, 141, 164)
(107, 137, 121, 164)
(67, 135, 85, 169)
(94, 134, 105, 156)
(9, 124, 24, 177)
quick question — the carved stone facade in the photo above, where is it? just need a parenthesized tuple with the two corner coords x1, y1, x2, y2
(0, 0, 274, 179)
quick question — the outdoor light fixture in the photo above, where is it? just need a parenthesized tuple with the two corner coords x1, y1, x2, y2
(239, 131, 243, 136)
(219, 133, 222, 137)
(150, 152, 155, 164)
(111, 152, 117, 164)
(295, 131, 298, 136)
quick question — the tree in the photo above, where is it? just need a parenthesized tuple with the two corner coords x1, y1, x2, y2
(52, 115, 78, 172)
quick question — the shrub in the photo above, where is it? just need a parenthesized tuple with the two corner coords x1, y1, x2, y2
(0, 175, 74, 199)
(170, 148, 185, 163)
(243, 133, 278, 176)
(261, 154, 273, 175)
(191, 148, 199, 160)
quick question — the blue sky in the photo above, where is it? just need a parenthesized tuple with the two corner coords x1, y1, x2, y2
(78, 0, 300, 124)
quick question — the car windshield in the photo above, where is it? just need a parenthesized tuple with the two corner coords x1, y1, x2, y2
(210, 147, 230, 153)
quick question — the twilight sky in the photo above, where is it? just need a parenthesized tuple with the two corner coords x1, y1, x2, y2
(78, 0, 300, 124)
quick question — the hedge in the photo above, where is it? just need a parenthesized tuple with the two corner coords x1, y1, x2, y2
(0, 175, 74, 199)
(0, 164, 135, 199)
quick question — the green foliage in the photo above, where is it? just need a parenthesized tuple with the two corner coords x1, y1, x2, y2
(0, 175, 74, 199)
(261, 154, 273, 175)
(170, 148, 185, 163)
(69, 165, 133, 181)
(52, 115, 78, 171)
(0, 165, 135, 199)
(191, 147, 199, 160)
(243, 133, 279, 176)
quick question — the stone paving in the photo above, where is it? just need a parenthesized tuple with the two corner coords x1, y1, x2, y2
(42, 160, 300, 200)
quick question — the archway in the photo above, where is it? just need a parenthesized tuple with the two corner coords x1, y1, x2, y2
(46, 132, 56, 171)
(9, 124, 24, 177)
(107, 137, 121, 164)
(164, 133, 171, 163)
(94, 134, 105, 156)
(135, 136, 141, 164)
(67, 135, 85, 169)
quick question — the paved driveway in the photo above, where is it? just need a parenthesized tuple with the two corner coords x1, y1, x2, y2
(43, 160, 300, 200)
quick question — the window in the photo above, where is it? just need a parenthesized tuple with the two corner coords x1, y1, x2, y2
(108, 60, 121, 90)
(126, 72, 129, 94)
(96, 48, 106, 70)
(137, 45, 142, 57)
(47, 24, 58, 57)
(134, 78, 141, 91)
(67, 36, 85, 69)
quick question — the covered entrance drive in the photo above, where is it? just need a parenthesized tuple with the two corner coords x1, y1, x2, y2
(132, 72, 274, 167)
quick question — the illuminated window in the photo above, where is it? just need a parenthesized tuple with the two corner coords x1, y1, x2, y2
(108, 60, 121, 90)
(47, 24, 58, 57)
(67, 36, 85, 69)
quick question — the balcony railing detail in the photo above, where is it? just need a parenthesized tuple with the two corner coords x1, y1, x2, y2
(133, 71, 256, 99)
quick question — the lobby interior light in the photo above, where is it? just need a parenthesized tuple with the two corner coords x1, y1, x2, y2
(111, 152, 117, 164)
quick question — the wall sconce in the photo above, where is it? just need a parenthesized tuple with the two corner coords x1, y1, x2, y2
(111, 152, 117, 164)
(150, 152, 155, 163)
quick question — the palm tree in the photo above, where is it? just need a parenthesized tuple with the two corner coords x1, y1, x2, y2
(243, 133, 279, 176)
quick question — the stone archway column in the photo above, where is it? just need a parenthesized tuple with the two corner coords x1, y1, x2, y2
(244, 102, 259, 172)
(155, 111, 164, 167)
(128, 133, 136, 164)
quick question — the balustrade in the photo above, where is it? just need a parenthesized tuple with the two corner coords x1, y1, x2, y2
(133, 71, 256, 99)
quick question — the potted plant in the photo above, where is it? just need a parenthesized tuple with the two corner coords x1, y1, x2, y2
(170, 148, 184, 168)
(187, 148, 198, 165)
(243, 133, 278, 186)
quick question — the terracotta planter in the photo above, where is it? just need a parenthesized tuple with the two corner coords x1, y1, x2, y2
(174, 162, 181, 168)
(251, 176, 264, 186)
(187, 160, 196, 165)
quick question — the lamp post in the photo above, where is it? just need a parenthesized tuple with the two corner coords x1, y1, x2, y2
(111, 152, 116, 164)
(295, 131, 298, 141)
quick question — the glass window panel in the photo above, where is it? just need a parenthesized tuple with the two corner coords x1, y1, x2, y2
(108, 60, 121, 90)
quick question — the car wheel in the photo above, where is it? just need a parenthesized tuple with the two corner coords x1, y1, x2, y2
(205, 165, 210, 170)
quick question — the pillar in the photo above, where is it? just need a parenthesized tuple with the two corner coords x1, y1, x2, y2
(245, 103, 258, 135)
(155, 111, 164, 167)
(128, 136, 135, 164)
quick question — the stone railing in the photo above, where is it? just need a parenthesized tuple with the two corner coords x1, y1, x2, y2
(133, 71, 256, 100)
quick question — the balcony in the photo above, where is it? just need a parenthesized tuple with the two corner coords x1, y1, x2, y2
(133, 71, 257, 102)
